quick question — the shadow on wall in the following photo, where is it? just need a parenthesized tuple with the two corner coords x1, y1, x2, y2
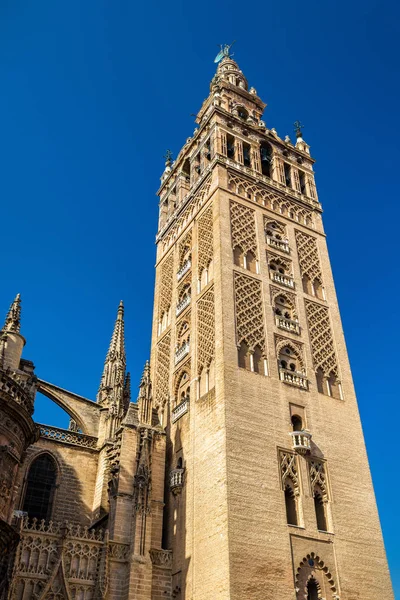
(16, 444, 91, 526)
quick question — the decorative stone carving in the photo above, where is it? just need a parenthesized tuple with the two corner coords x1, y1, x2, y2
(295, 230, 323, 284)
(228, 171, 314, 226)
(198, 204, 214, 274)
(158, 253, 174, 321)
(279, 451, 299, 493)
(230, 200, 258, 255)
(295, 553, 338, 599)
(233, 273, 265, 352)
(305, 301, 338, 377)
(197, 287, 215, 375)
(155, 332, 171, 413)
(39, 425, 98, 449)
(308, 460, 329, 500)
(149, 548, 173, 569)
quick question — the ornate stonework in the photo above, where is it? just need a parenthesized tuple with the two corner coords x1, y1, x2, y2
(197, 287, 215, 375)
(233, 272, 265, 352)
(295, 230, 323, 284)
(197, 204, 214, 274)
(305, 301, 338, 377)
(230, 200, 257, 255)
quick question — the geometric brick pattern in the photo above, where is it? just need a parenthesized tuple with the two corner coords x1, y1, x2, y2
(155, 331, 171, 411)
(279, 450, 299, 492)
(158, 252, 174, 319)
(198, 205, 214, 273)
(308, 459, 329, 499)
(228, 171, 314, 227)
(230, 201, 257, 255)
(305, 301, 338, 376)
(295, 230, 323, 283)
(197, 286, 215, 374)
(233, 272, 265, 352)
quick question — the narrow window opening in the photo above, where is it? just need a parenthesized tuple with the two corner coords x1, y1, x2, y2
(291, 415, 303, 432)
(284, 484, 298, 526)
(243, 142, 251, 167)
(227, 134, 235, 159)
(299, 170, 306, 194)
(284, 163, 292, 187)
(307, 578, 319, 600)
(314, 490, 327, 531)
(260, 142, 272, 177)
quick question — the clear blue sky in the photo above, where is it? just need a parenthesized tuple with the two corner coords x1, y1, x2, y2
(1, 0, 398, 593)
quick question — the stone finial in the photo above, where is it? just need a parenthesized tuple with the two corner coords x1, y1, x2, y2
(294, 120, 304, 140)
(138, 360, 153, 425)
(3, 294, 21, 333)
(97, 301, 126, 404)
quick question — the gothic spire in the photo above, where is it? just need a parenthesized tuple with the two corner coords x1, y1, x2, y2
(138, 360, 153, 425)
(3, 293, 21, 333)
(97, 301, 126, 405)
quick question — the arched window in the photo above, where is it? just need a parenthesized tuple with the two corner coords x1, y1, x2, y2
(291, 415, 303, 432)
(23, 454, 57, 522)
(233, 246, 244, 268)
(242, 142, 251, 167)
(260, 142, 272, 177)
(246, 250, 257, 273)
(327, 372, 341, 399)
(284, 483, 298, 526)
(307, 578, 319, 600)
(279, 346, 301, 374)
(238, 341, 251, 370)
(252, 345, 264, 374)
(302, 274, 313, 295)
(314, 489, 327, 531)
(315, 367, 325, 394)
(227, 134, 235, 159)
(237, 106, 248, 121)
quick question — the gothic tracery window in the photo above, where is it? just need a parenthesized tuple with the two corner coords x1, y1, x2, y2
(22, 453, 57, 522)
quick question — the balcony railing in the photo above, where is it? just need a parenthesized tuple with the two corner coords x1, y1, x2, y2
(169, 468, 185, 495)
(290, 430, 312, 455)
(270, 271, 295, 289)
(176, 295, 191, 316)
(175, 341, 190, 364)
(172, 397, 189, 423)
(279, 368, 308, 390)
(177, 258, 192, 281)
(275, 315, 300, 335)
(266, 236, 290, 254)
(39, 425, 98, 449)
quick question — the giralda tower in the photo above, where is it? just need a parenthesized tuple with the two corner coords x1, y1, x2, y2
(150, 50, 393, 600)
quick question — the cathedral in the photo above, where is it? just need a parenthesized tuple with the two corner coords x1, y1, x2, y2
(0, 51, 394, 600)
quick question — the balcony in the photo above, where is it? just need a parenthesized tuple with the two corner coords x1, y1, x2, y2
(279, 368, 308, 390)
(169, 468, 185, 495)
(266, 236, 290, 254)
(290, 430, 312, 455)
(176, 295, 191, 316)
(275, 315, 300, 335)
(175, 341, 190, 365)
(270, 271, 295, 289)
(172, 396, 190, 423)
(177, 258, 192, 281)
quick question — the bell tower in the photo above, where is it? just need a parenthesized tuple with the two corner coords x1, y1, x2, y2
(151, 50, 393, 600)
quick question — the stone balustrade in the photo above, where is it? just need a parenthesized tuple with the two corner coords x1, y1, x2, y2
(270, 271, 295, 289)
(0, 371, 35, 415)
(290, 430, 312, 454)
(266, 236, 290, 253)
(275, 315, 300, 334)
(176, 295, 191, 316)
(169, 468, 185, 495)
(279, 368, 308, 390)
(172, 397, 189, 423)
(39, 424, 98, 449)
(177, 258, 192, 281)
(175, 341, 190, 364)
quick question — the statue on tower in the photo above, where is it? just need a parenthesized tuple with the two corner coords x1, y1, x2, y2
(214, 41, 236, 63)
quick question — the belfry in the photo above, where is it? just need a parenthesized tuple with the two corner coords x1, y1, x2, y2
(0, 50, 393, 600)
